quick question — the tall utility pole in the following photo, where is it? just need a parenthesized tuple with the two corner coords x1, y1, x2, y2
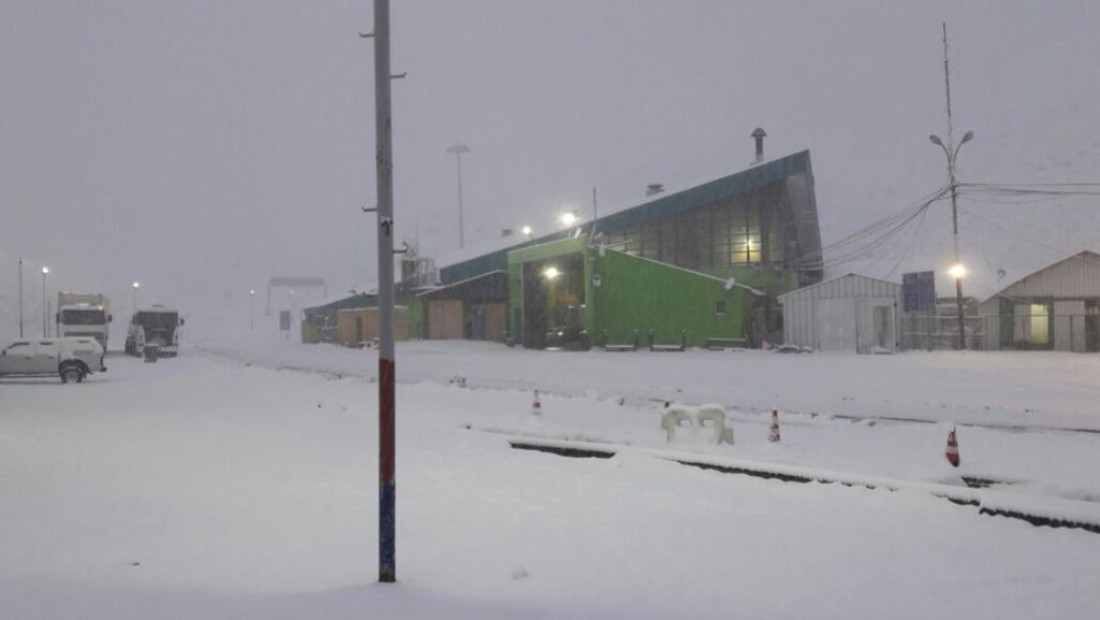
(18, 258, 24, 338)
(446, 143, 470, 249)
(41, 267, 49, 338)
(929, 22, 974, 351)
(370, 0, 397, 584)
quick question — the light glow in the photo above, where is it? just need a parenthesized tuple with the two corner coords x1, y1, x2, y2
(949, 264, 966, 279)
(560, 212, 578, 226)
(543, 266, 561, 280)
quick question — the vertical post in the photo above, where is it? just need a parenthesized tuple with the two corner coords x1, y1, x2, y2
(941, 22, 966, 350)
(457, 150, 464, 249)
(250, 290, 255, 331)
(41, 267, 48, 338)
(373, 0, 397, 584)
(18, 258, 24, 338)
(446, 144, 470, 249)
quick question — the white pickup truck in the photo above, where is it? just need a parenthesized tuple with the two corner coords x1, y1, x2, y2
(0, 337, 107, 383)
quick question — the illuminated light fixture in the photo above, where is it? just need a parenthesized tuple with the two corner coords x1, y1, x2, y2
(948, 264, 966, 279)
(42, 266, 49, 275)
(560, 212, 578, 227)
(132, 281, 140, 289)
(543, 266, 561, 280)
(521, 225, 533, 237)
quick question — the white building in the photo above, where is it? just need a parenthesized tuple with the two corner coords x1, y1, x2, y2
(778, 274, 902, 353)
(979, 251, 1100, 352)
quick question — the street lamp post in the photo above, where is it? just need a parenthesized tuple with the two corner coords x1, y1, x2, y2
(446, 143, 470, 249)
(132, 281, 140, 315)
(250, 289, 255, 331)
(41, 267, 49, 338)
(17, 258, 24, 338)
(930, 130, 974, 350)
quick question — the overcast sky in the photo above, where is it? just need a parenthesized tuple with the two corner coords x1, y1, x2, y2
(2, 1, 1098, 333)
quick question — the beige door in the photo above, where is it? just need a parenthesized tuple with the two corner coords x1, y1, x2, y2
(428, 300, 464, 339)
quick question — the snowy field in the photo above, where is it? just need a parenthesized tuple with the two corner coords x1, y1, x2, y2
(2, 339, 1099, 619)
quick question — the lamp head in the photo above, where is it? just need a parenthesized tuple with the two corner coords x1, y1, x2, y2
(929, 134, 944, 147)
(960, 130, 974, 145)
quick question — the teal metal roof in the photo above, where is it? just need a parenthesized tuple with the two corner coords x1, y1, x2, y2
(440, 150, 814, 284)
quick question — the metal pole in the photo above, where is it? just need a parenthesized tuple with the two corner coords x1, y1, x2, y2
(949, 177, 966, 350)
(941, 22, 965, 351)
(373, 0, 397, 584)
(18, 258, 24, 338)
(457, 150, 464, 249)
(250, 291, 255, 331)
(41, 270, 48, 338)
(447, 144, 469, 249)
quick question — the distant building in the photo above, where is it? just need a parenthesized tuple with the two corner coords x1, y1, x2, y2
(424, 150, 823, 349)
(306, 149, 825, 349)
(979, 251, 1100, 352)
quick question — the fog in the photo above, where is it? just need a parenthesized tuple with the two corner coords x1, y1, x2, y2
(2, 0, 1098, 338)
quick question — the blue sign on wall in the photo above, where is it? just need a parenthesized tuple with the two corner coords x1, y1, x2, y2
(902, 271, 936, 313)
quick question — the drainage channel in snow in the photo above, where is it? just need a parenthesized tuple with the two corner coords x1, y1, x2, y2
(503, 436, 1100, 536)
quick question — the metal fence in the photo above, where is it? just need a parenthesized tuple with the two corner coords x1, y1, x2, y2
(900, 314, 986, 351)
(901, 313, 1100, 352)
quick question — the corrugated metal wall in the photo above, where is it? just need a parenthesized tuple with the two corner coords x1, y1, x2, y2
(979, 253, 1100, 351)
(780, 274, 902, 353)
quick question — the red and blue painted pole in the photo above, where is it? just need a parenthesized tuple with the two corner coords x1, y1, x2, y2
(372, 0, 397, 583)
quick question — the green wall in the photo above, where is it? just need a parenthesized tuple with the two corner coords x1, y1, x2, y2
(588, 250, 748, 347)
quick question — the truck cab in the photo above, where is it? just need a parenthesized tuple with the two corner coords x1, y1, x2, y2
(57, 304, 112, 350)
(56, 292, 112, 350)
(125, 306, 184, 357)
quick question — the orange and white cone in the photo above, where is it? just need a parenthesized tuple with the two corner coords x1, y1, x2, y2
(531, 390, 542, 416)
(768, 409, 781, 443)
(945, 426, 960, 467)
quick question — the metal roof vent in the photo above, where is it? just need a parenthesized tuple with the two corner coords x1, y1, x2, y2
(751, 127, 767, 164)
(645, 183, 664, 197)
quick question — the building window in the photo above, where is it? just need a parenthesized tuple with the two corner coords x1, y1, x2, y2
(731, 207, 761, 265)
(715, 300, 727, 315)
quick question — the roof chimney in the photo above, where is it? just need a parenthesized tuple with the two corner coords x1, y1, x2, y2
(751, 127, 767, 164)
(645, 183, 664, 197)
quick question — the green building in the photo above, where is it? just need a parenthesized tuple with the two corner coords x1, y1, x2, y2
(418, 149, 823, 349)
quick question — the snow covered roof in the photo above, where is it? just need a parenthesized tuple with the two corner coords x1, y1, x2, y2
(776, 273, 900, 301)
(979, 250, 1100, 303)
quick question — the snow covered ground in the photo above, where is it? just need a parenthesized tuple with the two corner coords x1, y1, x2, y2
(2, 340, 1099, 619)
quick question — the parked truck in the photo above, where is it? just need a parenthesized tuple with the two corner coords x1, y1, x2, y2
(56, 292, 112, 350)
(125, 305, 184, 357)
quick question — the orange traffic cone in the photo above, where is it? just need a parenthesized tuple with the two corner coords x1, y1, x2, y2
(945, 427, 960, 467)
(768, 409, 781, 443)
(531, 390, 542, 416)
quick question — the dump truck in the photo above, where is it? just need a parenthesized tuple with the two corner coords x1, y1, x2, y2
(56, 292, 112, 350)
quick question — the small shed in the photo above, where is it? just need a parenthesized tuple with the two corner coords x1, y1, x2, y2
(978, 251, 1100, 352)
(778, 274, 902, 353)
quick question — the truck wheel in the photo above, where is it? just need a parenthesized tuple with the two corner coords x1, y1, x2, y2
(60, 366, 85, 384)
